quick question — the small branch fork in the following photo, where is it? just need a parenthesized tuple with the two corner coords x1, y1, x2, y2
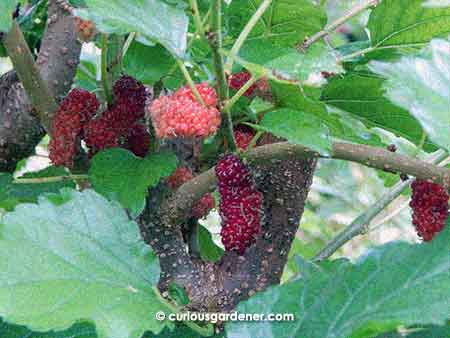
(300, 0, 380, 51)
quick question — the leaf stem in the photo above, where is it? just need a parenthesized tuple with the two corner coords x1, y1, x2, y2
(208, 0, 237, 151)
(224, 0, 273, 72)
(101, 34, 113, 104)
(153, 287, 215, 337)
(13, 174, 89, 184)
(313, 149, 448, 262)
(301, 0, 380, 50)
(189, 0, 205, 36)
(176, 58, 206, 106)
(223, 74, 259, 111)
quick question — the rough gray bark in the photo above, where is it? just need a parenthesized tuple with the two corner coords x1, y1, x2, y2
(0, 0, 81, 172)
(139, 157, 317, 312)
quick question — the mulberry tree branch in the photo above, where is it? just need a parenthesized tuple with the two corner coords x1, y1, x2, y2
(3, 21, 58, 132)
(165, 142, 450, 225)
(0, 0, 82, 172)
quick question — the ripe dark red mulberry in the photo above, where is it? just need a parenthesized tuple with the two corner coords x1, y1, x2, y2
(410, 179, 449, 241)
(228, 71, 256, 97)
(124, 124, 151, 158)
(49, 89, 99, 167)
(113, 75, 147, 119)
(234, 124, 256, 150)
(148, 83, 221, 139)
(216, 154, 262, 254)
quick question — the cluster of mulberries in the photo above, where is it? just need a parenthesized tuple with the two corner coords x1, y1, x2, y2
(410, 179, 449, 241)
(49, 89, 99, 167)
(84, 76, 149, 157)
(216, 154, 263, 254)
(49, 76, 150, 167)
(228, 71, 271, 99)
(166, 166, 215, 219)
(147, 83, 221, 139)
(234, 124, 256, 150)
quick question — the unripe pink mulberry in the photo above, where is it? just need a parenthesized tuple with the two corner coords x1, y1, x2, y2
(216, 154, 262, 254)
(410, 179, 449, 241)
(166, 167, 195, 189)
(148, 83, 221, 139)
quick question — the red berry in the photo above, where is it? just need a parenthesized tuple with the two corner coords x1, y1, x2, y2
(148, 83, 221, 139)
(228, 71, 256, 97)
(410, 179, 449, 241)
(124, 124, 151, 158)
(167, 167, 194, 189)
(74, 17, 96, 42)
(49, 89, 99, 167)
(113, 75, 147, 118)
(234, 124, 256, 150)
(216, 154, 262, 254)
(192, 193, 215, 219)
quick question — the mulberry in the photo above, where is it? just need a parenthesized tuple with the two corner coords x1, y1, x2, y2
(74, 17, 96, 42)
(124, 124, 151, 158)
(192, 194, 216, 219)
(49, 89, 99, 167)
(234, 124, 256, 150)
(148, 83, 221, 139)
(216, 154, 262, 254)
(113, 75, 147, 118)
(410, 179, 449, 241)
(167, 167, 195, 189)
(228, 71, 256, 97)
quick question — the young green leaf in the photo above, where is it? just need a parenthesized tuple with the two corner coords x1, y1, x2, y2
(89, 149, 178, 218)
(252, 108, 332, 155)
(75, 0, 188, 57)
(368, 0, 450, 48)
(226, 224, 450, 338)
(370, 39, 450, 152)
(0, 189, 170, 338)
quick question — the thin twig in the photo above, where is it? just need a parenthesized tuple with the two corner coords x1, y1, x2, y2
(208, 0, 236, 150)
(224, 0, 272, 73)
(301, 0, 379, 50)
(101, 34, 113, 104)
(14, 174, 89, 184)
(223, 74, 259, 111)
(313, 149, 448, 262)
(189, 0, 205, 37)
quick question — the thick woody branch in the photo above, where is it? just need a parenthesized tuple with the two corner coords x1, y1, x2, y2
(0, 0, 82, 172)
(165, 142, 450, 224)
(3, 21, 58, 132)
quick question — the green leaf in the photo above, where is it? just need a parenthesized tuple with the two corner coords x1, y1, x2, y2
(75, 0, 188, 57)
(225, 0, 326, 48)
(321, 71, 433, 149)
(265, 43, 344, 83)
(198, 224, 224, 263)
(368, 0, 450, 48)
(271, 82, 384, 147)
(0, 189, 170, 338)
(252, 108, 332, 155)
(89, 148, 177, 218)
(226, 224, 450, 338)
(369, 39, 450, 151)
(0, 167, 76, 211)
(0, 1, 16, 32)
(0, 320, 97, 338)
(123, 42, 175, 85)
